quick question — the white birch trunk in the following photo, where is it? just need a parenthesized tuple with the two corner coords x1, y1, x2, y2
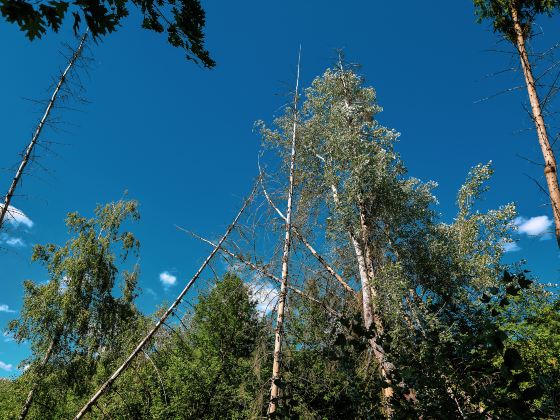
(268, 49, 301, 417)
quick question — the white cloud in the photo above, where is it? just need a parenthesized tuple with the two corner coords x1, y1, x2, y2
(4, 236, 25, 247)
(249, 281, 278, 314)
(0, 361, 13, 372)
(3, 332, 14, 343)
(502, 241, 521, 253)
(159, 271, 177, 288)
(514, 216, 553, 237)
(0, 233, 26, 248)
(0, 205, 33, 228)
(0, 304, 15, 313)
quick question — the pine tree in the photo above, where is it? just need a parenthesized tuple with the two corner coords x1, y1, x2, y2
(474, 0, 560, 246)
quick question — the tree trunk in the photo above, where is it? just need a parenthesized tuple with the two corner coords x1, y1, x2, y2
(510, 5, 560, 246)
(19, 337, 56, 420)
(328, 152, 395, 416)
(268, 49, 301, 417)
(351, 226, 394, 418)
(0, 32, 88, 230)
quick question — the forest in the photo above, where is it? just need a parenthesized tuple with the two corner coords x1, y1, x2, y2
(0, 0, 559, 419)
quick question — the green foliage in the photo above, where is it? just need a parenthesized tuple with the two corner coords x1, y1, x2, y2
(94, 273, 268, 419)
(0, 0, 214, 67)
(474, 0, 560, 40)
(1, 63, 558, 419)
(160, 272, 266, 418)
(281, 279, 380, 419)
(5, 199, 142, 418)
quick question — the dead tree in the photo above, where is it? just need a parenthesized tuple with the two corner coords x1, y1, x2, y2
(0, 32, 88, 230)
(267, 48, 301, 417)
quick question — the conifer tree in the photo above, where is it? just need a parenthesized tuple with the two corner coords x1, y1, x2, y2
(474, 0, 560, 246)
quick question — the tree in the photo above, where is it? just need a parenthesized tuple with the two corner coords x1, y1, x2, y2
(0, 31, 87, 231)
(260, 59, 437, 416)
(88, 273, 267, 419)
(0, 0, 214, 67)
(474, 0, 560, 246)
(161, 273, 265, 419)
(268, 50, 300, 416)
(7, 199, 141, 419)
(258, 60, 532, 417)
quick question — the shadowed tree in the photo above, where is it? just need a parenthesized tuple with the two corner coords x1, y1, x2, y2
(0, 0, 214, 67)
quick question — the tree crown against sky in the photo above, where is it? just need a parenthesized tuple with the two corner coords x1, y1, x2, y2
(0, 62, 558, 418)
(474, 0, 560, 39)
(0, 1, 559, 417)
(7, 200, 141, 380)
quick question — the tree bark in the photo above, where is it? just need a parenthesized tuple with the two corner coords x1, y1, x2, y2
(268, 48, 301, 417)
(510, 4, 560, 246)
(0, 32, 88, 230)
(358, 208, 395, 415)
(330, 181, 394, 417)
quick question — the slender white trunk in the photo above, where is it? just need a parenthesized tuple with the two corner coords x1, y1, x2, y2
(183, 229, 343, 318)
(268, 49, 301, 417)
(510, 5, 560, 246)
(0, 32, 88, 230)
(358, 207, 395, 416)
(330, 182, 394, 415)
(260, 178, 356, 295)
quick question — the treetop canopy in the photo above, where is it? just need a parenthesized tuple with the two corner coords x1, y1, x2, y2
(0, 0, 214, 67)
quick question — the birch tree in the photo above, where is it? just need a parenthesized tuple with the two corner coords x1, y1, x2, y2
(7, 199, 141, 419)
(261, 60, 433, 416)
(474, 0, 560, 246)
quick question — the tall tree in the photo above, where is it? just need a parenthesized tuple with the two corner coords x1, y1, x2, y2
(0, 31, 87, 231)
(474, 0, 560, 246)
(261, 60, 436, 416)
(259, 60, 532, 417)
(268, 50, 300, 417)
(7, 199, 141, 419)
(0, 0, 214, 67)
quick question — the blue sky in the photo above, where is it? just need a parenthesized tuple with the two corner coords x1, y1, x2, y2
(1, 1, 560, 377)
